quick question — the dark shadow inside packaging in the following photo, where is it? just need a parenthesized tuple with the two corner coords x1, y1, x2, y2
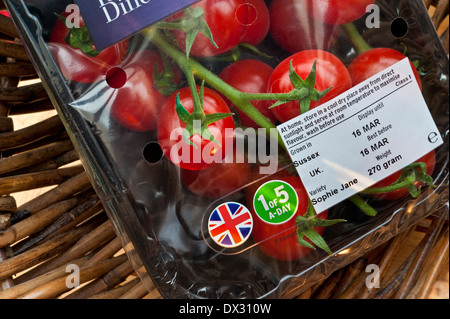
(6, 0, 449, 298)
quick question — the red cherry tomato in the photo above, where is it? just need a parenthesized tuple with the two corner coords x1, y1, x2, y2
(157, 86, 236, 170)
(109, 50, 181, 132)
(240, 0, 270, 46)
(169, 0, 248, 57)
(305, 0, 376, 25)
(348, 48, 422, 90)
(268, 50, 352, 123)
(269, 0, 340, 54)
(48, 11, 128, 83)
(369, 151, 436, 200)
(247, 175, 329, 261)
(180, 146, 251, 199)
(219, 59, 278, 128)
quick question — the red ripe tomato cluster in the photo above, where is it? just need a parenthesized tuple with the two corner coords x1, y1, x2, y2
(48, 0, 437, 261)
(169, 0, 270, 57)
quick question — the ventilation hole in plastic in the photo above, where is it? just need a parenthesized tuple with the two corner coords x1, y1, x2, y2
(143, 142, 164, 164)
(235, 3, 257, 26)
(390, 17, 409, 38)
(106, 67, 127, 89)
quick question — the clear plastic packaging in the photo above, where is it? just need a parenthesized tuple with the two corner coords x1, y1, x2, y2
(5, 0, 448, 298)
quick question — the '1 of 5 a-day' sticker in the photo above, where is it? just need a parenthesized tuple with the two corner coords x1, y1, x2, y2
(253, 180, 299, 224)
(208, 202, 253, 248)
(277, 58, 444, 213)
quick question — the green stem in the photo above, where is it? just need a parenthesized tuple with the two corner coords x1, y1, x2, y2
(184, 64, 204, 119)
(362, 175, 415, 194)
(143, 29, 326, 134)
(241, 90, 309, 102)
(152, 21, 185, 30)
(143, 28, 283, 144)
(362, 162, 436, 196)
(342, 23, 373, 54)
(349, 195, 378, 216)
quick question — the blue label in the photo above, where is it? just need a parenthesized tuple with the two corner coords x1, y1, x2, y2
(74, 0, 200, 51)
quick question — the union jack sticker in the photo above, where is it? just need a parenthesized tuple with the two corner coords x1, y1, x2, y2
(208, 202, 253, 248)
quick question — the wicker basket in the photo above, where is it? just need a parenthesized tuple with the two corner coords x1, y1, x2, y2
(0, 0, 448, 299)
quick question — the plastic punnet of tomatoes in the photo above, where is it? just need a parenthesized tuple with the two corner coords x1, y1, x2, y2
(5, 0, 448, 298)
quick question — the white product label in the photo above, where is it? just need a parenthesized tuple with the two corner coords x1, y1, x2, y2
(277, 58, 443, 213)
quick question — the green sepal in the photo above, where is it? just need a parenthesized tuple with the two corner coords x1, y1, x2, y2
(300, 98, 312, 115)
(289, 60, 306, 88)
(152, 63, 180, 97)
(182, 121, 200, 148)
(200, 125, 221, 145)
(401, 44, 426, 77)
(411, 59, 427, 77)
(268, 99, 290, 109)
(203, 112, 235, 126)
(407, 182, 421, 198)
(181, 120, 222, 148)
(268, 87, 310, 110)
(313, 218, 348, 228)
(303, 229, 331, 255)
(271, 59, 333, 114)
(185, 29, 200, 59)
(310, 87, 333, 102)
(181, 7, 218, 58)
(175, 93, 192, 123)
(190, 6, 218, 47)
(412, 162, 436, 187)
(55, 13, 99, 57)
(296, 235, 315, 250)
(195, 14, 218, 49)
(152, 7, 218, 58)
(303, 59, 317, 88)
(295, 202, 346, 255)
(175, 90, 233, 149)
